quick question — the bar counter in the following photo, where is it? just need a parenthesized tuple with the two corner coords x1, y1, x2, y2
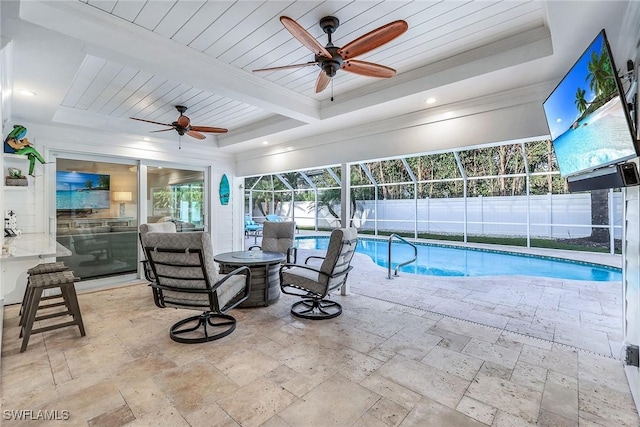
(1, 233, 72, 305)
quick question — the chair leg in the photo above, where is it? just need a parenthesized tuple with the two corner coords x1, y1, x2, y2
(63, 283, 86, 337)
(169, 312, 236, 344)
(20, 287, 44, 352)
(290, 298, 342, 320)
(18, 284, 34, 326)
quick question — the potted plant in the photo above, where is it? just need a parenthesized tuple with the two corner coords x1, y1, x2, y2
(5, 167, 28, 186)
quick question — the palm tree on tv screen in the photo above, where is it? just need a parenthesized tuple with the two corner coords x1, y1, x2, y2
(575, 87, 587, 114)
(585, 45, 617, 243)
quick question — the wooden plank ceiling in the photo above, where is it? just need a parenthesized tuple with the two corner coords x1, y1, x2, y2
(70, 1, 544, 129)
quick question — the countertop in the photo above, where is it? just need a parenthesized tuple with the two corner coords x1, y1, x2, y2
(1, 233, 71, 261)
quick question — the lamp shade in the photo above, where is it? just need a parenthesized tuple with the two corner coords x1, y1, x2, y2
(113, 191, 132, 202)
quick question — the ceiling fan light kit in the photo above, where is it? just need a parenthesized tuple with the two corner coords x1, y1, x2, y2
(253, 15, 408, 94)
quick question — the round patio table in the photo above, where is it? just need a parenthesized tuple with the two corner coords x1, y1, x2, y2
(214, 250, 285, 307)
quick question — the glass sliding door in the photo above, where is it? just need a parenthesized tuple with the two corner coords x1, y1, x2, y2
(146, 166, 205, 232)
(55, 158, 139, 280)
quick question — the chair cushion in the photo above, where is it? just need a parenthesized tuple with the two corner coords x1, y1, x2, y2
(261, 221, 295, 253)
(139, 222, 177, 235)
(162, 274, 246, 310)
(281, 266, 325, 295)
(215, 274, 248, 308)
(143, 231, 218, 284)
(324, 228, 358, 290)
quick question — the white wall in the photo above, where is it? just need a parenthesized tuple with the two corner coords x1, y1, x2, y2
(1, 121, 240, 300)
(622, 0, 640, 410)
(235, 84, 553, 177)
(625, 179, 640, 408)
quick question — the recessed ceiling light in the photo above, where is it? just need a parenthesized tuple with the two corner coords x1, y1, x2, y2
(262, 141, 269, 145)
(425, 97, 436, 104)
(19, 89, 36, 97)
(143, 137, 150, 141)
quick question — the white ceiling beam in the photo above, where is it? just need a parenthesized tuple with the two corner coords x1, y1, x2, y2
(217, 115, 307, 148)
(319, 25, 553, 120)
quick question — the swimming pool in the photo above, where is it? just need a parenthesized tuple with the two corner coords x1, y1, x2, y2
(295, 236, 622, 282)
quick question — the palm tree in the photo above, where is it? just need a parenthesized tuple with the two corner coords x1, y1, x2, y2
(98, 175, 110, 189)
(311, 188, 342, 223)
(307, 174, 367, 227)
(586, 47, 616, 102)
(575, 87, 588, 114)
(585, 47, 616, 243)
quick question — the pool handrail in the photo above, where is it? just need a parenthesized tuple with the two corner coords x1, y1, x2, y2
(387, 234, 418, 279)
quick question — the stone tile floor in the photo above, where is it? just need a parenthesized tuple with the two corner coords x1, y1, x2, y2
(1, 247, 638, 426)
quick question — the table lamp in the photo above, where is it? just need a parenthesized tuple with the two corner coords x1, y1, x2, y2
(113, 192, 132, 217)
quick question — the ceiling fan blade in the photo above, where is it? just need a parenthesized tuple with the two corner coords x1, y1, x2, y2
(186, 130, 207, 140)
(338, 20, 408, 59)
(280, 16, 332, 58)
(148, 128, 176, 133)
(190, 126, 228, 134)
(315, 71, 331, 93)
(253, 61, 318, 72)
(342, 59, 396, 78)
(130, 117, 174, 127)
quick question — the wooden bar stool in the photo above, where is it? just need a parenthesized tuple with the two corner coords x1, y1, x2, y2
(20, 270, 85, 353)
(19, 262, 70, 326)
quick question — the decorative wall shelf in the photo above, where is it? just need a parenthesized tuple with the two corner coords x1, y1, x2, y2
(3, 153, 29, 160)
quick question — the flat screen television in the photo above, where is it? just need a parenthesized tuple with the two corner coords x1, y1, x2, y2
(56, 171, 111, 210)
(543, 29, 638, 178)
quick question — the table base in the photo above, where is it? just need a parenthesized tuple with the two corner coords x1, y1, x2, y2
(219, 262, 281, 307)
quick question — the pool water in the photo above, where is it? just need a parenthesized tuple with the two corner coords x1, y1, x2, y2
(295, 236, 621, 282)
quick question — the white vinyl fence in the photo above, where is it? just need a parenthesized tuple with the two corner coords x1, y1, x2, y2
(268, 193, 623, 239)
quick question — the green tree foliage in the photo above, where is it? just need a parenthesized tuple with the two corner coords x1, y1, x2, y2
(575, 87, 588, 114)
(575, 45, 617, 121)
(98, 175, 110, 190)
(245, 140, 569, 202)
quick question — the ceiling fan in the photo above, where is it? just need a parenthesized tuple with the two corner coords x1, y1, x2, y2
(130, 105, 228, 140)
(253, 16, 408, 94)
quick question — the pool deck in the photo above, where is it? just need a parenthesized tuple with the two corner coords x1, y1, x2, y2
(248, 231, 624, 357)
(0, 233, 632, 426)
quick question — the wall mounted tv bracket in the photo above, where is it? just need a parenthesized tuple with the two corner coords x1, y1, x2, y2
(622, 59, 638, 131)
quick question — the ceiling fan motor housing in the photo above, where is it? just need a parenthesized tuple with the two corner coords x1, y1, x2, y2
(316, 46, 343, 77)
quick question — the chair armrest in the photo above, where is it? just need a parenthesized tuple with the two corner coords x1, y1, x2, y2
(213, 265, 251, 290)
(214, 265, 252, 311)
(280, 262, 326, 277)
(140, 259, 155, 282)
(287, 247, 298, 264)
(282, 262, 353, 280)
(149, 265, 251, 294)
(304, 255, 325, 265)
